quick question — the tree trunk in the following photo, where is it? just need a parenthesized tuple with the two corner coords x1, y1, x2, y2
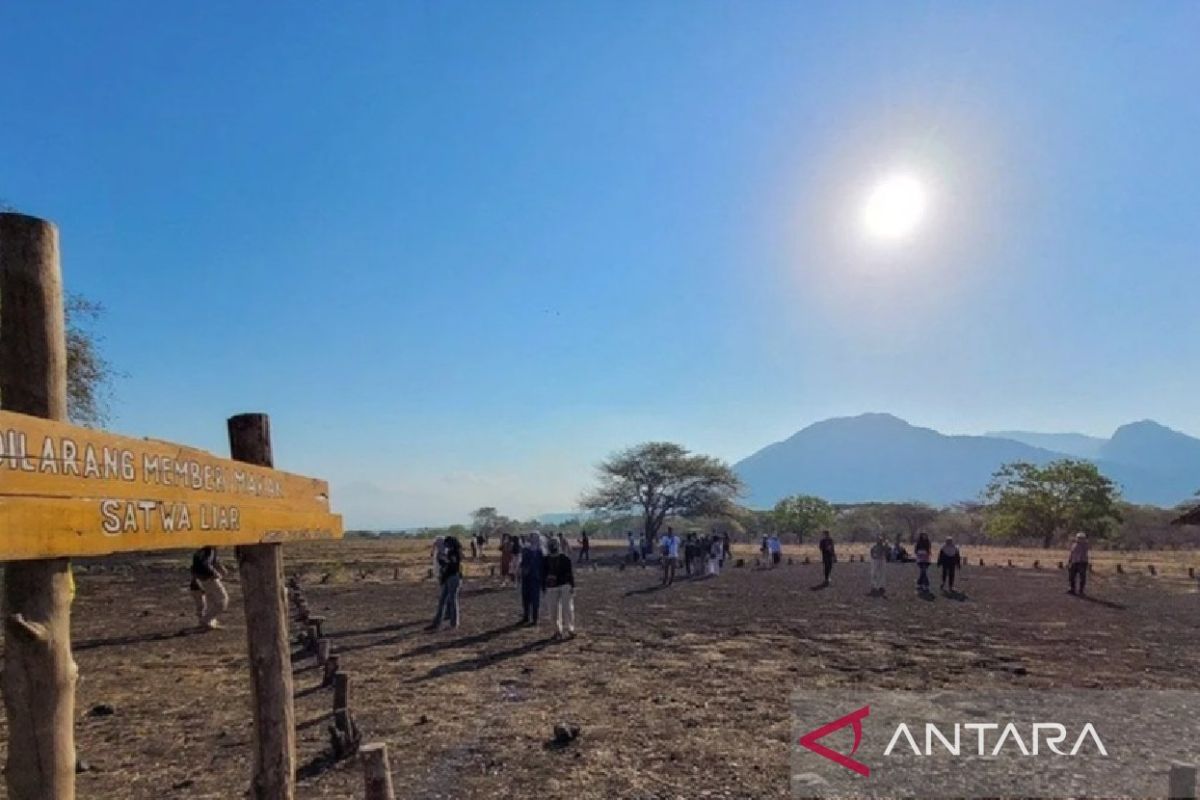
(0, 212, 77, 800)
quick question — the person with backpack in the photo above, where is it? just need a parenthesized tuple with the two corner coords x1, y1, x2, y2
(915, 532, 933, 593)
(520, 532, 547, 625)
(938, 536, 961, 592)
(818, 530, 836, 586)
(189, 546, 228, 630)
(429, 535, 463, 630)
(543, 538, 576, 639)
(1067, 532, 1090, 596)
(869, 534, 888, 596)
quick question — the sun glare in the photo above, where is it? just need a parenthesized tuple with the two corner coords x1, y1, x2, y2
(861, 173, 928, 240)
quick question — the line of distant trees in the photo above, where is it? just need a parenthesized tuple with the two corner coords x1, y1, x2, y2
(362, 442, 1200, 551)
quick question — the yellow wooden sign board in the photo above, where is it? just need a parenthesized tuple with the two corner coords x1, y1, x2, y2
(0, 410, 343, 559)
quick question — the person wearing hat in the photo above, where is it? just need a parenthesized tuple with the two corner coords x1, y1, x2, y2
(937, 536, 961, 592)
(1067, 532, 1090, 595)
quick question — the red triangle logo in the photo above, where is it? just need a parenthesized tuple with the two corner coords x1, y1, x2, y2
(798, 705, 871, 777)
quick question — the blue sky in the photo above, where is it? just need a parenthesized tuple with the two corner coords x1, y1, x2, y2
(3, 2, 1198, 527)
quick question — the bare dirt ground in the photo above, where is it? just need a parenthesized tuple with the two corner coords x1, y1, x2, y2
(3, 539, 1198, 800)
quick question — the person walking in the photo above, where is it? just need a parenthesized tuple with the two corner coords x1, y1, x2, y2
(938, 536, 961, 592)
(818, 530, 836, 586)
(543, 538, 576, 639)
(577, 529, 591, 564)
(661, 527, 681, 586)
(915, 532, 933, 593)
(189, 546, 229, 630)
(869, 535, 888, 595)
(520, 533, 547, 625)
(1067, 532, 1090, 595)
(429, 535, 463, 630)
(767, 534, 783, 568)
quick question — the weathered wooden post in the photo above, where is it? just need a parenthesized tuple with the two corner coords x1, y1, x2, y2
(0, 212, 77, 800)
(1169, 762, 1197, 799)
(229, 414, 296, 800)
(361, 743, 396, 800)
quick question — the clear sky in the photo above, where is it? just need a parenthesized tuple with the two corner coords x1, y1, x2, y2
(3, 2, 1198, 528)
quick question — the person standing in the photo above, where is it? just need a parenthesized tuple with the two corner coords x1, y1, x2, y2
(626, 530, 639, 564)
(577, 529, 591, 564)
(557, 532, 571, 559)
(818, 530, 836, 586)
(767, 534, 783, 568)
(661, 527, 681, 586)
(543, 539, 576, 639)
(430, 536, 445, 580)
(869, 535, 888, 595)
(722, 531, 732, 567)
(520, 533, 547, 625)
(1067, 532, 1090, 595)
(189, 546, 229, 630)
(915, 532, 933, 593)
(430, 535, 463, 630)
(499, 533, 513, 586)
(938, 537, 961, 592)
(508, 533, 523, 587)
(707, 534, 723, 576)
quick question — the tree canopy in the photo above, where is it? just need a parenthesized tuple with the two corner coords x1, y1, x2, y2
(983, 459, 1122, 548)
(579, 442, 742, 542)
(770, 494, 835, 543)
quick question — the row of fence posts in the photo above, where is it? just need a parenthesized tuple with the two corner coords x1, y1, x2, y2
(287, 576, 396, 799)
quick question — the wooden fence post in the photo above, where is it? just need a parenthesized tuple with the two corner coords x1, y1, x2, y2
(229, 414, 296, 799)
(0, 212, 77, 800)
(361, 743, 396, 800)
(1170, 762, 1197, 800)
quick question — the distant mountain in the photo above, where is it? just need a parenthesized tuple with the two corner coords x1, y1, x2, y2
(986, 431, 1106, 460)
(735, 413, 1200, 509)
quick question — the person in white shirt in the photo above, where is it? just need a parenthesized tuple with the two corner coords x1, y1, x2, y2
(767, 534, 783, 567)
(660, 527, 681, 586)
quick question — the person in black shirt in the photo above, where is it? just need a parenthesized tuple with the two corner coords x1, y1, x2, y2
(543, 538, 576, 639)
(818, 530, 836, 586)
(189, 546, 228, 630)
(429, 535, 463, 630)
(577, 530, 590, 564)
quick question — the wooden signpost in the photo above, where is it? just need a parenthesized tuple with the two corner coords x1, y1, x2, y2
(1, 211, 343, 800)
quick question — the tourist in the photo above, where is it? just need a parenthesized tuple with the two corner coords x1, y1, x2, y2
(508, 532, 523, 587)
(430, 536, 444, 580)
(915, 532, 932, 593)
(938, 536, 961, 592)
(429, 535, 463, 630)
(577, 529, 591, 564)
(557, 532, 571, 558)
(767, 533, 783, 567)
(869, 534, 888, 595)
(189, 545, 229, 630)
(1067, 532, 1090, 596)
(684, 533, 699, 576)
(661, 526, 681, 586)
(818, 530, 836, 586)
(520, 533, 547, 625)
(707, 534, 723, 576)
(499, 533, 513, 586)
(543, 538, 576, 639)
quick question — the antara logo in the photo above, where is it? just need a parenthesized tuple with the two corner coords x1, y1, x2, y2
(798, 705, 871, 777)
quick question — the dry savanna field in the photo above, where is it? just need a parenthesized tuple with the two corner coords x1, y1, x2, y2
(3, 538, 1198, 800)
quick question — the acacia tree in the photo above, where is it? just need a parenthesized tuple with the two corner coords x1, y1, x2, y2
(983, 459, 1122, 548)
(580, 442, 742, 543)
(771, 494, 835, 543)
(470, 506, 516, 541)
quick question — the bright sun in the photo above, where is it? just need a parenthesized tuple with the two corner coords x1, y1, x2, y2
(861, 173, 928, 240)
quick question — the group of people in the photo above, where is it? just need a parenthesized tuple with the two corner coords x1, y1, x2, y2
(430, 531, 578, 638)
(654, 528, 733, 585)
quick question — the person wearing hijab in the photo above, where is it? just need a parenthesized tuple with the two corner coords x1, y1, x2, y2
(430, 535, 463, 630)
(520, 532, 547, 625)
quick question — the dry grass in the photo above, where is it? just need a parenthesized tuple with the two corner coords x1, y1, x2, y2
(1, 538, 1196, 799)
